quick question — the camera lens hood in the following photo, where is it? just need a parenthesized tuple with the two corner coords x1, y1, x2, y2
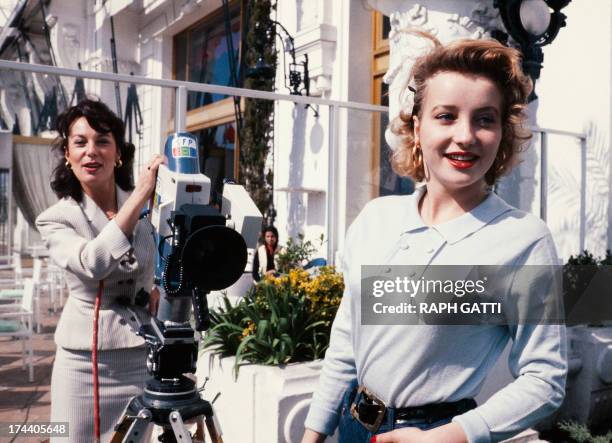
(181, 225, 247, 291)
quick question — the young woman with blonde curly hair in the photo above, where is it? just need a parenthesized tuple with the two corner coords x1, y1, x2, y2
(301, 34, 567, 443)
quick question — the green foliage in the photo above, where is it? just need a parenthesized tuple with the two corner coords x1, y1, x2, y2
(202, 267, 344, 376)
(563, 250, 612, 326)
(276, 233, 325, 274)
(564, 251, 599, 303)
(558, 421, 612, 443)
(239, 0, 277, 217)
(566, 250, 600, 266)
(599, 250, 612, 266)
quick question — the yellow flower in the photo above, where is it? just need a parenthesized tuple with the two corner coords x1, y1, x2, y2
(241, 321, 257, 340)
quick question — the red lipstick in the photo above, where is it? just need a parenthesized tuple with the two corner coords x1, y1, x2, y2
(444, 152, 479, 169)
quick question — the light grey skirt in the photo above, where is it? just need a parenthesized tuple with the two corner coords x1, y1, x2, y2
(50, 346, 149, 443)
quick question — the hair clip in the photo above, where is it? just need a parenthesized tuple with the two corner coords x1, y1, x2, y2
(408, 85, 416, 93)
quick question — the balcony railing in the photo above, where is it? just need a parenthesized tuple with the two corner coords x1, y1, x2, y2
(0, 60, 588, 258)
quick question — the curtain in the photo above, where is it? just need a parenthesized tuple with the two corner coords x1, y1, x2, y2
(13, 137, 58, 227)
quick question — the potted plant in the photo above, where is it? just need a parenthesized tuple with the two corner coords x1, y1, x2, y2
(197, 265, 343, 443)
(563, 249, 612, 326)
(556, 421, 612, 443)
(535, 250, 612, 434)
(275, 233, 324, 274)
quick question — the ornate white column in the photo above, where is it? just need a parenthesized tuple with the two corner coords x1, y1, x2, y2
(0, 70, 31, 134)
(293, 0, 337, 97)
(375, 1, 545, 220)
(379, 1, 502, 121)
(46, 3, 85, 107)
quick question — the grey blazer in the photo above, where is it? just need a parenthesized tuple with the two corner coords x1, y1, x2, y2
(36, 186, 156, 350)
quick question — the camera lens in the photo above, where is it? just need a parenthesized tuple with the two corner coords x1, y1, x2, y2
(181, 225, 247, 291)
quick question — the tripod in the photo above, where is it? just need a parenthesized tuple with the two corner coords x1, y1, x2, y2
(109, 137, 251, 442)
(110, 318, 223, 443)
(110, 377, 222, 443)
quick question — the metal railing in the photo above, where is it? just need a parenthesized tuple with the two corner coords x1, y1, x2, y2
(0, 59, 388, 263)
(0, 60, 589, 257)
(530, 126, 588, 252)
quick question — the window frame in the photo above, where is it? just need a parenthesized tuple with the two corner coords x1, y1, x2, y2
(371, 11, 390, 199)
(171, 0, 243, 179)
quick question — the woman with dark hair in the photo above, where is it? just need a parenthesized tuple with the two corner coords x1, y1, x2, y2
(252, 225, 280, 281)
(49, 99, 138, 202)
(36, 99, 165, 442)
(302, 35, 567, 443)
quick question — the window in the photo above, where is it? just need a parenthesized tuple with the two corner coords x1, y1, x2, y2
(173, 2, 242, 198)
(194, 121, 236, 204)
(174, 4, 241, 110)
(372, 12, 414, 197)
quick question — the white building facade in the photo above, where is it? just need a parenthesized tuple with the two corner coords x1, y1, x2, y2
(2, 1, 612, 441)
(0, 0, 610, 262)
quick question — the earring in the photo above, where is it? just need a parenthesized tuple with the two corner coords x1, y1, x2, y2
(115, 158, 123, 168)
(65, 160, 71, 169)
(412, 143, 423, 170)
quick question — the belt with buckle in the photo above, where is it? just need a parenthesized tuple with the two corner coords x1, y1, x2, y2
(349, 385, 476, 433)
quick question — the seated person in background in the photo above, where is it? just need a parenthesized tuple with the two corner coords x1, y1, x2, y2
(252, 226, 280, 281)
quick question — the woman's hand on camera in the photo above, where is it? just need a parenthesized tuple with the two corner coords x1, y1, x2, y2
(149, 286, 160, 316)
(114, 154, 166, 237)
(134, 154, 167, 204)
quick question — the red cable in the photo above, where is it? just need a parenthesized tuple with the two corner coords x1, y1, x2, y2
(92, 280, 103, 443)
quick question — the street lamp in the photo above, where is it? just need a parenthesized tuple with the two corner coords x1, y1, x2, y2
(246, 20, 311, 97)
(493, 0, 572, 101)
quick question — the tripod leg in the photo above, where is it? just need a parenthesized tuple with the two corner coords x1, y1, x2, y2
(168, 411, 193, 443)
(168, 413, 222, 443)
(193, 417, 205, 443)
(204, 413, 224, 443)
(110, 409, 152, 443)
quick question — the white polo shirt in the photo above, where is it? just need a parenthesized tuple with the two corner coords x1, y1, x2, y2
(305, 186, 567, 443)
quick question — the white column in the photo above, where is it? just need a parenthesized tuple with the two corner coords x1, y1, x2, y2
(381, 0, 501, 121)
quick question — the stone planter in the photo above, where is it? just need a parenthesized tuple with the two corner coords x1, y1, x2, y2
(196, 353, 338, 443)
(208, 272, 254, 310)
(552, 326, 612, 426)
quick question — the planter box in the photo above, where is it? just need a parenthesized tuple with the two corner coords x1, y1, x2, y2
(553, 326, 612, 426)
(209, 272, 254, 309)
(195, 352, 552, 442)
(196, 353, 338, 443)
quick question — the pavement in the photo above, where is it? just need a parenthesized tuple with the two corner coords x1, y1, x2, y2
(0, 266, 57, 443)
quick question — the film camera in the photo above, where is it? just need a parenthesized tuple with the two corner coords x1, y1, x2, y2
(111, 132, 261, 443)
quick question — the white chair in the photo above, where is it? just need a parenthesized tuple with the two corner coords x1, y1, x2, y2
(0, 279, 35, 382)
(0, 253, 28, 288)
(32, 259, 44, 333)
(0, 253, 27, 304)
(0, 285, 24, 304)
(43, 261, 66, 312)
(12, 252, 33, 280)
(7, 258, 48, 333)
